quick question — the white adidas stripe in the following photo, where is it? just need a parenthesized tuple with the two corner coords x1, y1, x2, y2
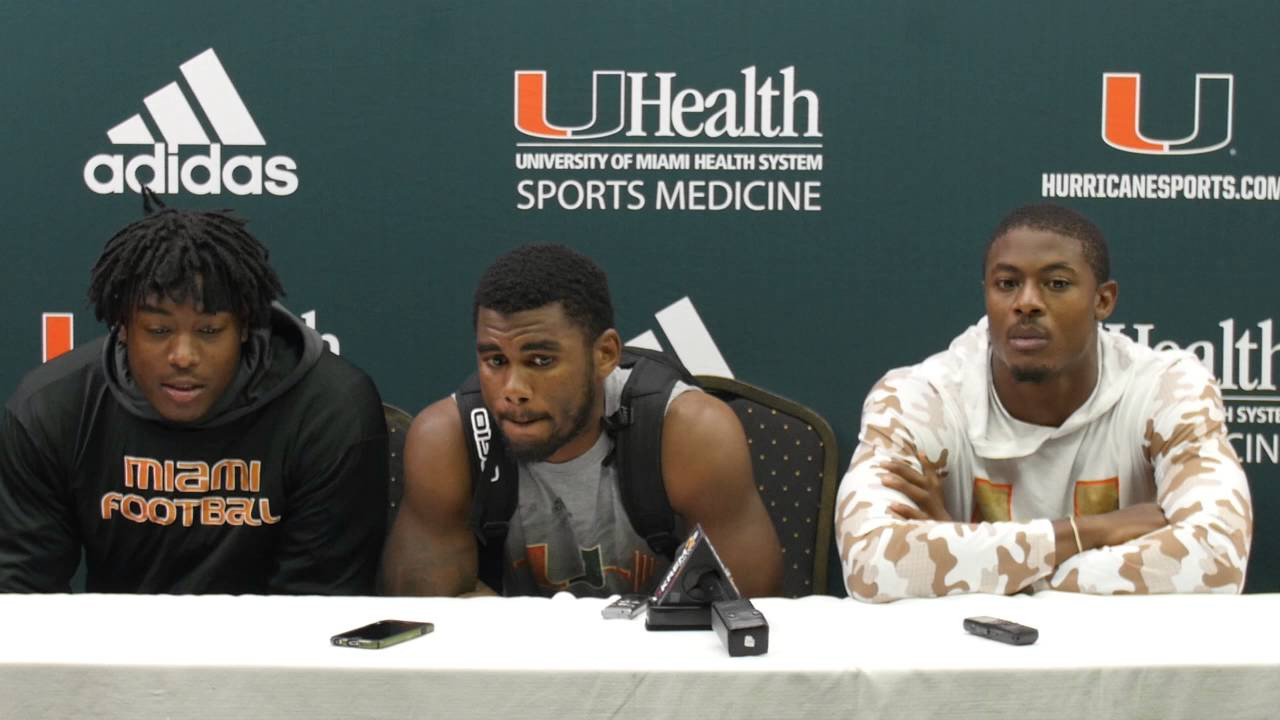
(144, 82, 211, 145)
(105, 116, 154, 145)
(181, 49, 265, 146)
(105, 48, 265, 147)
(656, 296, 733, 378)
(625, 297, 734, 379)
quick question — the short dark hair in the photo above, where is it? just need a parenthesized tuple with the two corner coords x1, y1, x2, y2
(473, 244, 614, 340)
(88, 205, 285, 329)
(986, 203, 1111, 285)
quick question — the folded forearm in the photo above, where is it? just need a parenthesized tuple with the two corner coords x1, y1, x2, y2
(839, 491, 1057, 602)
(1050, 512, 1249, 594)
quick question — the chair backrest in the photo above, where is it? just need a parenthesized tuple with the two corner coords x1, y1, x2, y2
(383, 403, 414, 533)
(695, 375, 839, 598)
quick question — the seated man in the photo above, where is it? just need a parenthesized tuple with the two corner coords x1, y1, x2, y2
(0, 200, 388, 594)
(836, 203, 1252, 602)
(383, 244, 781, 597)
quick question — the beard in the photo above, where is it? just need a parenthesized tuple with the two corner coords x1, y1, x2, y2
(1010, 364, 1052, 383)
(505, 365, 598, 463)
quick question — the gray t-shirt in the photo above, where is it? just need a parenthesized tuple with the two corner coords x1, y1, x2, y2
(502, 367, 695, 597)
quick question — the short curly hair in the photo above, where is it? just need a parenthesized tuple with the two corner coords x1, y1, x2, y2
(472, 244, 614, 340)
(986, 203, 1110, 285)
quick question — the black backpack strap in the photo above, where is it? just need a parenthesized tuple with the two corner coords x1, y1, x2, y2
(605, 348, 697, 559)
(455, 373, 518, 593)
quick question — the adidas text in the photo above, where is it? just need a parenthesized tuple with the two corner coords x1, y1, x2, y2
(84, 144, 298, 196)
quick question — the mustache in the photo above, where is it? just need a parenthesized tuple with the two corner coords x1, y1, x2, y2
(498, 411, 550, 424)
(1007, 321, 1048, 339)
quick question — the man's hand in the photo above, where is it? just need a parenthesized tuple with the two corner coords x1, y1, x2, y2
(1053, 502, 1168, 565)
(882, 449, 952, 521)
(458, 581, 499, 598)
(1081, 502, 1168, 549)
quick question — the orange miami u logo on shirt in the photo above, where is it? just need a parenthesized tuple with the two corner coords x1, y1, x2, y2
(971, 476, 1120, 521)
(516, 544, 659, 593)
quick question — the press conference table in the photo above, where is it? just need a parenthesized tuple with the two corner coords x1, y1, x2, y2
(0, 592, 1276, 720)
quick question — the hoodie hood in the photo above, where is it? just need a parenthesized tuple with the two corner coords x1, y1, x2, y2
(917, 316, 1178, 460)
(103, 302, 325, 429)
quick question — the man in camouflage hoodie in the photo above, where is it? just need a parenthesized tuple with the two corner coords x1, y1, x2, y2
(836, 203, 1252, 602)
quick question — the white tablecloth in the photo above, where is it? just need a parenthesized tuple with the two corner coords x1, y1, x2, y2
(1, 591, 1277, 719)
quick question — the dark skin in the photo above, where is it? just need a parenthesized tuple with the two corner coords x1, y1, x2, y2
(119, 296, 248, 424)
(885, 228, 1168, 567)
(382, 302, 782, 597)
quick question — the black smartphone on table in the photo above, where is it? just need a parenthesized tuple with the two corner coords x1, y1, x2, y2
(331, 620, 433, 649)
(963, 616, 1038, 645)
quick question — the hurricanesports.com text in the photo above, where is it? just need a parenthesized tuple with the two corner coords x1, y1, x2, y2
(1043, 173, 1280, 201)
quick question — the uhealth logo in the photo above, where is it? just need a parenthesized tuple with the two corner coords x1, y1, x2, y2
(1102, 72, 1234, 155)
(84, 48, 298, 196)
(514, 67, 821, 140)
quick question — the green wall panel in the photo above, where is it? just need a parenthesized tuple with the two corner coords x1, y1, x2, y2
(2, 1, 1276, 593)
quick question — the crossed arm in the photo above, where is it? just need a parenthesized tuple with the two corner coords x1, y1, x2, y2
(836, 365, 1252, 602)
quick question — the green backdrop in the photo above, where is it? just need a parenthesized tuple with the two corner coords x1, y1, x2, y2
(2, 1, 1276, 594)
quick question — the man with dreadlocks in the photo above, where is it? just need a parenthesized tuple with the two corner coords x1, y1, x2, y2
(0, 200, 388, 594)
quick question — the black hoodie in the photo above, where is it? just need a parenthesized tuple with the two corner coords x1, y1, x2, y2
(0, 305, 388, 594)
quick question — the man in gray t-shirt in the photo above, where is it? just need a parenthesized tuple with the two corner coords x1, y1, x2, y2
(383, 244, 781, 598)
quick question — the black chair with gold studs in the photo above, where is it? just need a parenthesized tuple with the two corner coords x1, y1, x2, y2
(382, 403, 414, 533)
(696, 375, 839, 598)
(376, 403, 415, 593)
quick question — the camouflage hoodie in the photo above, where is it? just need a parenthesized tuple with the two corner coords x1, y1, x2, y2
(835, 317, 1252, 602)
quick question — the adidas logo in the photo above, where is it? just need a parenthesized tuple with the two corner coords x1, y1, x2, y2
(628, 297, 733, 378)
(83, 48, 298, 196)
